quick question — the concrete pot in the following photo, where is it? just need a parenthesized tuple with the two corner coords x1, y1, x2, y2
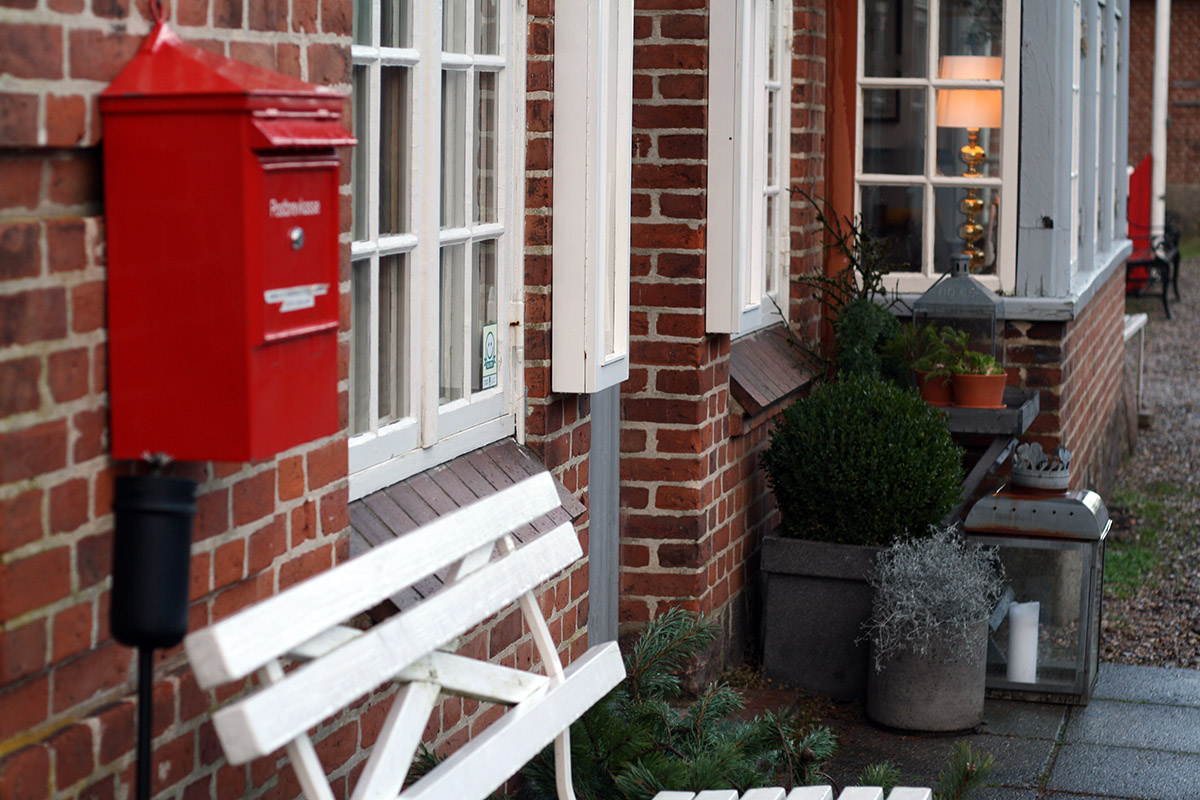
(866, 618, 989, 732)
(760, 531, 880, 701)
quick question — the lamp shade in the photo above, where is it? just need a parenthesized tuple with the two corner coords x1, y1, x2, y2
(937, 55, 1003, 129)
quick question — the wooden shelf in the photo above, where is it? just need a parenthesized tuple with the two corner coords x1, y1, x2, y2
(943, 387, 1040, 436)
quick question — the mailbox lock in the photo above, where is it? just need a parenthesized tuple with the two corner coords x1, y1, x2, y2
(289, 226, 305, 251)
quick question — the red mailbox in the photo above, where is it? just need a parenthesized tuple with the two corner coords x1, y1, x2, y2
(101, 24, 354, 462)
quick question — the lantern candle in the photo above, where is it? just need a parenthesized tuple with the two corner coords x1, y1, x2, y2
(1007, 601, 1040, 683)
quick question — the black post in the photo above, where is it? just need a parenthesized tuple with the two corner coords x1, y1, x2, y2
(110, 474, 197, 800)
(137, 647, 154, 800)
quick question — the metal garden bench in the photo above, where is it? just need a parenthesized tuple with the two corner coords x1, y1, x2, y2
(185, 472, 928, 800)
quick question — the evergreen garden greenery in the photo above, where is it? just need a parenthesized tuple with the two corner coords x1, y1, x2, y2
(760, 373, 964, 546)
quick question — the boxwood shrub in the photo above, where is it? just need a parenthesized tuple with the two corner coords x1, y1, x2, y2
(761, 372, 964, 546)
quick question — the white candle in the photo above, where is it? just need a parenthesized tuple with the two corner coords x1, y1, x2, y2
(1007, 601, 1040, 683)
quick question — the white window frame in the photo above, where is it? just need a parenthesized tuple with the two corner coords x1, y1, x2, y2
(347, 1, 526, 500)
(706, 0, 793, 336)
(551, 0, 633, 394)
(853, 0, 1021, 296)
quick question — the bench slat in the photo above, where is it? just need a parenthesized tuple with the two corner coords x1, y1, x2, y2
(211, 522, 583, 763)
(882, 790, 932, 800)
(836, 789, 884, 800)
(739, 790, 786, 800)
(185, 473, 563, 687)
(398, 642, 624, 800)
(785, 788, 834, 800)
(349, 681, 441, 800)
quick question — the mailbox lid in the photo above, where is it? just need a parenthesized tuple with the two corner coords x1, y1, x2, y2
(101, 23, 343, 112)
(964, 489, 1111, 541)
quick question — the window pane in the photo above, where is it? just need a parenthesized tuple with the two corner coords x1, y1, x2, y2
(860, 184, 923, 273)
(767, 0, 778, 81)
(940, 0, 1003, 59)
(353, 0, 372, 45)
(444, 0, 467, 53)
(766, 89, 776, 178)
(863, 0, 926, 78)
(352, 65, 370, 241)
(380, 66, 410, 235)
(440, 245, 465, 403)
(476, 0, 499, 55)
(474, 71, 497, 224)
(471, 240, 498, 393)
(936, 186, 1000, 275)
(381, 0, 410, 48)
(935, 88, 1002, 178)
(350, 259, 371, 434)
(442, 70, 467, 228)
(379, 254, 407, 423)
(862, 88, 925, 175)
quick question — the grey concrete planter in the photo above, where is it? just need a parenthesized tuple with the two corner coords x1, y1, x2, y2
(866, 618, 989, 732)
(760, 530, 880, 701)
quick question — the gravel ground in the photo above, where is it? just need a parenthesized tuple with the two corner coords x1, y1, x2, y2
(1102, 257, 1200, 668)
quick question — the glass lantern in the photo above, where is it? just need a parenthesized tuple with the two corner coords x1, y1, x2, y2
(912, 253, 1005, 361)
(963, 488, 1111, 705)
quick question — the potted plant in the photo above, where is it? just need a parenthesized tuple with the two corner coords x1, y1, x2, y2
(951, 349, 1008, 409)
(883, 322, 956, 406)
(863, 527, 1005, 732)
(758, 373, 965, 699)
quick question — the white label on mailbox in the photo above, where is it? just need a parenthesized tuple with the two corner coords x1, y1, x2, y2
(265, 283, 329, 312)
(269, 198, 322, 218)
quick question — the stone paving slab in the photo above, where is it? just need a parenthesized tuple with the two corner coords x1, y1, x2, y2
(1092, 664, 1200, 707)
(1064, 698, 1200, 753)
(1045, 741, 1200, 799)
(979, 699, 1069, 740)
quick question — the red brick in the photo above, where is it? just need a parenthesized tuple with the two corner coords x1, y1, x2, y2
(289, 500, 317, 547)
(175, 0, 207, 24)
(633, 43, 706, 70)
(620, 570, 702, 597)
(0, 222, 40, 283)
(630, 280, 704, 308)
(212, 572, 272, 622)
(49, 478, 89, 534)
(229, 41, 277, 71)
(0, 155, 42, 212)
(321, 0, 351, 35)
(308, 42, 348, 85)
(76, 530, 112, 590)
(659, 192, 705, 219)
(48, 347, 89, 402)
(233, 470, 276, 526)
(50, 723, 93, 790)
(625, 456, 706, 483)
(48, 151, 100, 206)
(632, 103, 706, 130)
(51, 642, 132, 713)
(279, 544, 333, 590)
(319, 486, 348, 534)
(656, 484, 702, 510)
(0, 24, 63, 79)
(656, 428, 704, 453)
(306, 438, 347, 489)
(67, 29, 140, 82)
(151, 732, 194, 795)
(0, 545, 70, 620)
(277, 43, 302, 77)
(278, 455, 304, 500)
(194, 488, 229, 542)
(0, 488, 42, 551)
(96, 701, 135, 765)
(0, 288, 67, 348)
(213, 0, 241, 26)
(0, 357, 40, 417)
(248, 515, 286, 573)
(658, 75, 706, 101)
(46, 95, 87, 147)
(630, 223, 703, 250)
(660, 13, 706, 39)
(0, 620, 46, 683)
(52, 602, 93, 663)
(0, 745, 50, 800)
(213, 539, 246, 589)
(72, 408, 106, 463)
(45, 218, 87, 273)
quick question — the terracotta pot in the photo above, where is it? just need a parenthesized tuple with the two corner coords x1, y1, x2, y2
(914, 370, 953, 407)
(952, 372, 1007, 409)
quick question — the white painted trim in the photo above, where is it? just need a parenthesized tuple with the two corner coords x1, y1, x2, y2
(551, 0, 633, 393)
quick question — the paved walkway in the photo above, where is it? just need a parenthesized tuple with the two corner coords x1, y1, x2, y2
(808, 664, 1200, 799)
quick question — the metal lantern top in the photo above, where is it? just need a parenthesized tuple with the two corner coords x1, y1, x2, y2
(913, 254, 1006, 320)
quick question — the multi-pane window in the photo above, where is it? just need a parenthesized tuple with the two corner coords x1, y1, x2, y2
(855, 0, 1019, 293)
(349, 1, 518, 497)
(706, 0, 792, 335)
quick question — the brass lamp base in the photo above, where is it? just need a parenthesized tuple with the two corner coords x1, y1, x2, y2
(959, 127, 986, 271)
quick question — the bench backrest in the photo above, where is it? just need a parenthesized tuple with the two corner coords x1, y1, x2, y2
(185, 472, 625, 800)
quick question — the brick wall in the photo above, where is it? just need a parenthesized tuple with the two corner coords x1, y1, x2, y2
(1004, 269, 1128, 496)
(0, 3, 589, 799)
(620, 0, 828, 676)
(1129, 0, 1200, 232)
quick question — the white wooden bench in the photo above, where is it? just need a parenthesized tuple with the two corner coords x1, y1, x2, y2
(185, 471, 928, 800)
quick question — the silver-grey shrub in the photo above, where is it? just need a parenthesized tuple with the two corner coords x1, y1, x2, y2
(864, 526, 1005, 670)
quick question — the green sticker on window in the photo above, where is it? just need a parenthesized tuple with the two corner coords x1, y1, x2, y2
(481, 322, 498, 389)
